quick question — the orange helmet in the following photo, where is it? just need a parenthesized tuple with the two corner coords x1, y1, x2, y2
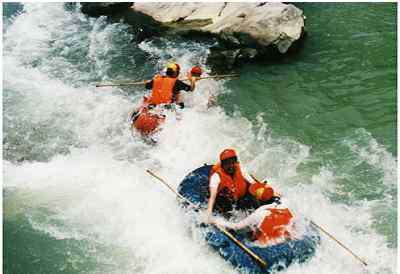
(219, 148, 237, 161)
(249, 182, 274, 202)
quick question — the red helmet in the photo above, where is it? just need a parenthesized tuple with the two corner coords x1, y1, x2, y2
(191, 66, 202, 77)
(219, 148, 237, 161)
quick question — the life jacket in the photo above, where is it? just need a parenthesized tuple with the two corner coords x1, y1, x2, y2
(210, 162, 248, 200)
(255, 208, 293, 245)
(147, 75, 177, 105)
(132, 106, 165, 135)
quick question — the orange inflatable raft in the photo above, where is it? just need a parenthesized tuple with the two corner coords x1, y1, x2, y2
(130, 103, 166, 136)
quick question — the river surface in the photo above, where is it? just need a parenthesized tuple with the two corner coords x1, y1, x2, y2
(3, 3, 397, 274)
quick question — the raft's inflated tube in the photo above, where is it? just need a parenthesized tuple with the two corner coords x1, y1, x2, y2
(177, 165, 320, 274)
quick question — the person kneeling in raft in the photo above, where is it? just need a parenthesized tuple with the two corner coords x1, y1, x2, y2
(211, 185, 294, 247)
(130, 64, 201, 135)
(207, 148, 281, 220)
(144, 63, 200, 109)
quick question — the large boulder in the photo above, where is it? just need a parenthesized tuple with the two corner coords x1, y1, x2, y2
(132, 3, 305, 70)
(80, 2, 306, 70)
(133, 2, 304, 53)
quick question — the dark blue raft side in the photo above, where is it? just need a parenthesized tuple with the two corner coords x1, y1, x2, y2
(177, 165, 320, 274)
(178, 165, 212, 207)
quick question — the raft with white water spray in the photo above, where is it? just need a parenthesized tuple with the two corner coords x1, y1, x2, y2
(177, 165, 320, 274)
(129, 102, 167, 136)
(97, 67, 239, 137)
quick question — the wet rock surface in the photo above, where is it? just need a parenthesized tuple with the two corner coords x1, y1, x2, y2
(80, 2, 305, 71)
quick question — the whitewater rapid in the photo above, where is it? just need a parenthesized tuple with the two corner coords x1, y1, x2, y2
(3, 3, 396, 274)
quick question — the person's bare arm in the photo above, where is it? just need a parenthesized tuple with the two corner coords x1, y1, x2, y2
(213, 214, 254, 230)
(212, 206, 267, 230)
(187, 72, 197, 91)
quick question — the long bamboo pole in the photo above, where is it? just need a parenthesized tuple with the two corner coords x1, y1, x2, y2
(95, 74, 239, 87)
(310, 221, 368, 266)
(146, 169, 267, 269)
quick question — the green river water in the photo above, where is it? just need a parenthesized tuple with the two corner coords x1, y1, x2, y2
(3, 3, 397, 274)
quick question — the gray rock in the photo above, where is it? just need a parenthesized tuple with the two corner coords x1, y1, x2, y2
(132, 2, 305, 53)
(81, 2, 306, 70)
(208, 49, 241, 70)
(80, 2, 133, 16)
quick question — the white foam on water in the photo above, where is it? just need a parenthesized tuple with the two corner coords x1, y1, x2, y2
(3, 3, 397, 274)
(343, 128, 397, 188)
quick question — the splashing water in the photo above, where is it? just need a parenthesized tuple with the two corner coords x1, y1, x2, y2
(3, 3, 396, 274)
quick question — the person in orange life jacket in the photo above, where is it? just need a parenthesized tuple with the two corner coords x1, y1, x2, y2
(144, 63, 197, 109)
(207, 148, 279, 220)
(210, 183, 293, 246)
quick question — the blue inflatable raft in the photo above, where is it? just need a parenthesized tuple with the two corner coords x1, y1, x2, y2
(177, 165, 320, 274)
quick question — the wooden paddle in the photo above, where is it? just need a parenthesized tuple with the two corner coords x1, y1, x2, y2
(250, 174, 368, 267)
(95, 74, 239, 87)
(146, 169, 267, 269)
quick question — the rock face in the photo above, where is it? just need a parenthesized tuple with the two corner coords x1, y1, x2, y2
(133, 3, 304, 53)
(132, 3, 305, 70)
(80, 2, 305, 71)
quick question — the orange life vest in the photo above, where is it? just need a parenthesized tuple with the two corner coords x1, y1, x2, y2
(132, 107, 165, 135)
(255, 208, 293, 245)
(210, 162, 248, 200)
(147, 75, 177, 105)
